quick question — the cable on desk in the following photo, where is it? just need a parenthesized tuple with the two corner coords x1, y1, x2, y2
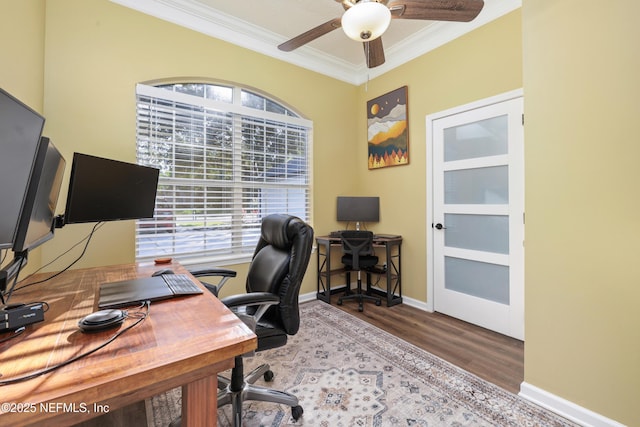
(0, 300, 150, 385)
(11, 222, 104, 294)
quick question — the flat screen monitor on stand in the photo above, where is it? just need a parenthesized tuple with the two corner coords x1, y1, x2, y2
(0, 88, 46, 251)
(336, 196, 379, 231)
(1, 137, 66, 303)
(63, 153, 160, 225)
(0, 88, 66, 303)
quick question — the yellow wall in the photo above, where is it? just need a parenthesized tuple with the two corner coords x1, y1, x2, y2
(523, 1, 639, 424)
(0, 0, 45, 107)
(1, 0, 637, 425)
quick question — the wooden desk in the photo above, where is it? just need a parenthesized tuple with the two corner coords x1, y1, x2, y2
(316, 234, 402, 306)
(0, 261, 256, 427)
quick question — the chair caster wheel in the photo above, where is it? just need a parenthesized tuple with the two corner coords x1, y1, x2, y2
(358, 305, 363, 312)
(375, 300, 381, 306)
(264, 370, 274, 382)
(292, 405, 303, 420)
(337, 299, 343, 306)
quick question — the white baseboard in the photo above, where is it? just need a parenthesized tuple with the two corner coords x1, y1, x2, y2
(398, 294, 433, 312)
(299, 291, 318, 303)
(300, 291, 432, 312)
(519, 382, 626, 427)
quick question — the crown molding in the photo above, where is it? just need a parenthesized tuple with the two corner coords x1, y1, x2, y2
(111, 0, 521, 86)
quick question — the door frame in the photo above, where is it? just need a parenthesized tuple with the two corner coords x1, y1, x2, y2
(425, 88, 524, 319)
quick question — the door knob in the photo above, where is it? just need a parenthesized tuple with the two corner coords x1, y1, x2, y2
(434, 223, 446, 230)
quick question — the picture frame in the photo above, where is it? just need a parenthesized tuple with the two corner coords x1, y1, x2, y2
(367, 86, 409, 169)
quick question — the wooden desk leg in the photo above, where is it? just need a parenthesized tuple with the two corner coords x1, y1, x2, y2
(182, 374, 218, 426)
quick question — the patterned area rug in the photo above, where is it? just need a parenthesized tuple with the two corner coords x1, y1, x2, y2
(147, 300, 576, 426)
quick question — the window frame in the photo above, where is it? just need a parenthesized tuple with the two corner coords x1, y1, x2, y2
(134, 82, 313, 266)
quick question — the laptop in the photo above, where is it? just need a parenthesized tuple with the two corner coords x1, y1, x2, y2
(98, 274, 203, 309)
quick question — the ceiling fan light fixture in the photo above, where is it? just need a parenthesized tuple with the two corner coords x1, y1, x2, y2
(341, 1, 391, 42)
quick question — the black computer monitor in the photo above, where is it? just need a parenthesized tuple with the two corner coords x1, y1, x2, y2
(13, 137, 66, 253)
(63, 153, 160, 224)
(0, 88, 46, 250)
(336, 196, 380, 224)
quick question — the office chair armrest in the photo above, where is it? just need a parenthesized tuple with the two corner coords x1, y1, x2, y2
(221, 292, 280, 324)
(221, 292, 279, 309)
(190, 268, 237, 278)
(189, 268, 237, 296)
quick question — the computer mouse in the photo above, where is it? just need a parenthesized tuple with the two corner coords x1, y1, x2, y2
(152, 268, 174, 276)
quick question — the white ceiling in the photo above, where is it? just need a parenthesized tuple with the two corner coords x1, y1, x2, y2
(111, 0, 521, 85)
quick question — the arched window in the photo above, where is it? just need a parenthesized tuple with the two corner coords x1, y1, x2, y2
(135, 82, 312, 264)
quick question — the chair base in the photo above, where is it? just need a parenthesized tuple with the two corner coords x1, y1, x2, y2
(338, 292, 382, 312)
(338, 275, 381, 312)
(218, 361, 302, 426)
(169, 358, 303, 427)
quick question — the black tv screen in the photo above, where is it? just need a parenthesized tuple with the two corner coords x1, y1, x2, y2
(13, 137, 66, 253)
(0, 88, 46, 249)
(64, 153, 159, 224)
(336, 196, 380, 223)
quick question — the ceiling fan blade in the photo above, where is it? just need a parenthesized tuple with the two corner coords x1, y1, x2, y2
(278, 18, 342, 52)
(388, 0, 484, 22)
(364, 37, 385, 68)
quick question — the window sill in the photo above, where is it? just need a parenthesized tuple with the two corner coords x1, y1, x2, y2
(137, 252, 254, 270)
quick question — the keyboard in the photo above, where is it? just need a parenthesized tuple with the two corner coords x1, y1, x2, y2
(161, 274, 203, 295)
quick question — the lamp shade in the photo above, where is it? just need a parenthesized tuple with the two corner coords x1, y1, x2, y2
(341, 1, 391, 42)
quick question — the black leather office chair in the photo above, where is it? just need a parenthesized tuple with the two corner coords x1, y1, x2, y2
(337, 230, 382, 312)
(177, 214, 313, 427)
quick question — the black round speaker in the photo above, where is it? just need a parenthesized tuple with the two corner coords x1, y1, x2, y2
(78, 309, 126, 332)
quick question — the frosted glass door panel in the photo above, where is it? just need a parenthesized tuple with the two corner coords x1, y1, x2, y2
(444, 213, 509, 254)
(430, 93, 524, 339)
(444, 166, 508, 204)
(445, 257, 510, 304)
(444, 115, 508, 162)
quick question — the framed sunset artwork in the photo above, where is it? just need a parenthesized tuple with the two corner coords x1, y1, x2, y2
(367, 86, 409, 169)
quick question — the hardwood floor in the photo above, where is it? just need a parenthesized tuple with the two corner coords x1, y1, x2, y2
(332, 299, 524, 394)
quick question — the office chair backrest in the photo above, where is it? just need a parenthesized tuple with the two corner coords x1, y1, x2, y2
(246, 214, 314, 335)
(340, 230, 375, 271)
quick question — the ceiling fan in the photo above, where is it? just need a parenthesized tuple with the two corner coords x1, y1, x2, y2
(278, 0, 485, 68)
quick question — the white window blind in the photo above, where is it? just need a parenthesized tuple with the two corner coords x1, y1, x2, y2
(135, 83, 312, 264)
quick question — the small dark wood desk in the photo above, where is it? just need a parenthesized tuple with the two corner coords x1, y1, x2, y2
(316, 234, 402, 306)
(0, 261, 256, 427)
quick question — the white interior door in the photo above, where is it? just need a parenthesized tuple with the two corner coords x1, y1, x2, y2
(427, 91, 524, 340)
